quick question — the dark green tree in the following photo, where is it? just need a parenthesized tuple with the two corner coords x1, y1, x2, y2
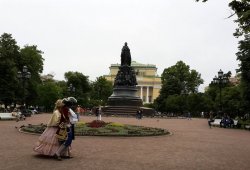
(236, 35, 250, 112)
(64, 71, 91, 106)
(205, 71, 232, 112)
(37, 80, 63, 112)
(221, 86, 242, 117)
(186, 93, 214, 117)
(155, 61, 203, 111)
(0, 33, 20, 107)
(19, 45, 44, 106)
(90, 76, 113, 105)
(164, 95, 186, 115)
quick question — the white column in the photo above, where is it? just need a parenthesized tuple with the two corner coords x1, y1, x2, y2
(140, 86, 143, 99)
(146, 86, 149, 103)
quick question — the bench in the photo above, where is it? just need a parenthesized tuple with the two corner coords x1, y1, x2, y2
(213, 119, 239, 128)
(0, 113, 16, 120)
(211, 119, 221, 126)
(245, 125, 250, 130)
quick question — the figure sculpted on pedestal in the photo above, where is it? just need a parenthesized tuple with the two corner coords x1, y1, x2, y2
(121, 42, 131, 66)
(114, 42, 137, 87)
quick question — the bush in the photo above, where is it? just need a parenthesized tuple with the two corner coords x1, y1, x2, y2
(87, 120, 107, 128)
(106, 122, 124, 127)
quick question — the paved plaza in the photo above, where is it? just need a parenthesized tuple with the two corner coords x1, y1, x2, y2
(1, 114, 250, 170)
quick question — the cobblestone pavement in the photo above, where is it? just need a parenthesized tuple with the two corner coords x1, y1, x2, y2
(1, 114, 250, 170)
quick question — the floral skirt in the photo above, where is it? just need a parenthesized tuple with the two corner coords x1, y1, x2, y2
(33, 126, 69, 156)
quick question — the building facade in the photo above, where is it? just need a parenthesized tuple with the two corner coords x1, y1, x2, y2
(104, 61, 162, 104)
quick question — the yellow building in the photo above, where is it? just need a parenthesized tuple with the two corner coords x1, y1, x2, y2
(104, 61, 162, 104)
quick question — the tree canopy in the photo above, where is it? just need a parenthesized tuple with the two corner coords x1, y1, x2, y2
(90, 76, 113, 105)
(0, 33, 44, 108)
(0, 33, 20, 106)
(155, 61, 203, 112)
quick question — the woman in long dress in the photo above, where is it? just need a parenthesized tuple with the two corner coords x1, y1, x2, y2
(33, 99, 66, 156)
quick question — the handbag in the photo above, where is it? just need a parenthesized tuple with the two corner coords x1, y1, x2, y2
(56, 122, 68, 141)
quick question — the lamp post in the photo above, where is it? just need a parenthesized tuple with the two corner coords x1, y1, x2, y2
(68, 83, 75, 96)
(17, 66, 31, 108)
(212, 69, 228, 111)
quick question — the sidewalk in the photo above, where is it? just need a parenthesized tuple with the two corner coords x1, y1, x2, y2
(1, 114, 250, 170)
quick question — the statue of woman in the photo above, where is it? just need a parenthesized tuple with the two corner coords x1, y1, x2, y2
(121, 42, 131, 66)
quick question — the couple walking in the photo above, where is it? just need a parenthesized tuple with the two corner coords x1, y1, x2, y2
(33, 97, 79, 160)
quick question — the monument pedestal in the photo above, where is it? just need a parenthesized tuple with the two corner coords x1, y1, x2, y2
(107, 86, 142, 106)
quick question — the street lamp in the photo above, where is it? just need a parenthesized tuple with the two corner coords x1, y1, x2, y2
(212, 69, 228, 111)
(17, 66, 31, 107)
(68, 83, 75, 96)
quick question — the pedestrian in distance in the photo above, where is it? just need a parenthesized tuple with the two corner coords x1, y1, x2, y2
(136, 109, 143, 119)
(208, 111, 214, 128)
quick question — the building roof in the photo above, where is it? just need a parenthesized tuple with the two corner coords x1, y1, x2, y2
(110, 61, 156, 68)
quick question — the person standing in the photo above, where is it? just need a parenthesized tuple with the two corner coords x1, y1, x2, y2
(76, 105, 81, 121)
(136, 109, 142, 119)
(95, 107, 100, 120)
(33, 99, 66, 157)
(208, 111, 214, 128)
(187, 112, 192, 120)
(97, 105, 102, 121)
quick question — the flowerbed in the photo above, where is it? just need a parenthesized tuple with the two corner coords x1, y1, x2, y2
(20, 120, 169, 137)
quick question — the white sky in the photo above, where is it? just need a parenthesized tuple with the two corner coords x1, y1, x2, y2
(0, 0, 239, 92)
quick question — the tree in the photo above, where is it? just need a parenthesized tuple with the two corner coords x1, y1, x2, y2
(19, 45, 44, 106)
(186, 93, 214, 117)
(155, 61, 203, 111)
(37, 80, 63, 112)
(236, 34, 250, 112)
(64, 71, 91, 106)
(0, 33, 20, 107)
(90, 76, 113, 105)
(221, 86, 242, 117)
(165, 95, 186, 114)
(0, 33, 45, 108)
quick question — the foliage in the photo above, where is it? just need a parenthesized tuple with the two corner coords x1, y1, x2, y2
(37, 80, 63, 111)
(236, 34, 250, 112)
(228, 0, 250, 37)
(75, 121, 86, 127)
(164, 95, 185, 114)
(90, 76, 113, 105)
(143, 103, 155, 109)
(106, 122, 124, 127)
(21, 122, 169, 136)
(222, 86, 243, 116)
(155, 61, 203, 112)
(0, 33, 44, 108)
(64, 71, 91, 108)
(161, 61, 203, 96)
(19, 45, 44, 106)
(87, 120, 107, 128)
(0, 33, 20, 106)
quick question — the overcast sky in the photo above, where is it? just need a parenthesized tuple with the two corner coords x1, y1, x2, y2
(0, 0, 239, 92)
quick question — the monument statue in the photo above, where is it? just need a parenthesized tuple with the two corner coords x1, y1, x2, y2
(104, 42, 156, 116)
(107, 42, 142, 107)
(121, 42, 131, 66)
(114, 43, 137, 87)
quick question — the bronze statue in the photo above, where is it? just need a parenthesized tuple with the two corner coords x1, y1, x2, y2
(107, 42, 143, 108)
(121, 42, 131, 66)
(114, 42, 137, 87)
